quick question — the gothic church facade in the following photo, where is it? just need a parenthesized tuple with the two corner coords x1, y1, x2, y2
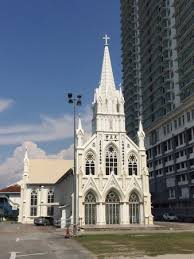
(76, 37, 153, 226)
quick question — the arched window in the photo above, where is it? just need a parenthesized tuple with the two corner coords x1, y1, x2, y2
(85, 192, 96, 225)
(128, 154, 138, 175)
(30, 190, 37, 216)
(85, 152, 95, 175)
(47, 190, 54, 216)
(106, 145, 118, 175)
(48, 190, 54, 203)
(129, 192, 140, 224)
(105, 191, 120, 224)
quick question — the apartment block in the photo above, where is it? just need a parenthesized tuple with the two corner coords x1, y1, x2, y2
(121, 0, 194, 217)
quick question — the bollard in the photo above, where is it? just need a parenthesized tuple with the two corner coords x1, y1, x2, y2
(64, 227, 70, 238)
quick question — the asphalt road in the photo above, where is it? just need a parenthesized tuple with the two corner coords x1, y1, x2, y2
(0, 223, 95, 259)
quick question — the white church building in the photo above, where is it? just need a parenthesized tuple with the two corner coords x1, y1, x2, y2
(19, 36, 153, 227)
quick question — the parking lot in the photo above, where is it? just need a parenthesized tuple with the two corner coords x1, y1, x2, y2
(0, 222, 95, 259)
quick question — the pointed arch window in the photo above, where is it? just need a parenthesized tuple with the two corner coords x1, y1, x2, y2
(129, 192, 140, 224)
(47, 190, 54, 216)
(48, 190, 54, 203)
(128, 154, 138, 175)
(106, 145, 118, 175)
(105, 191, 120, 224)
(85, 152, 95, 175)
(85, 191, 96, 224)
(30, 190, 37, 216)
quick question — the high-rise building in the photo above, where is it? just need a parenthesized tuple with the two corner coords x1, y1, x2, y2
(121, 0, 194, 219)
(120, 0, 142, 139)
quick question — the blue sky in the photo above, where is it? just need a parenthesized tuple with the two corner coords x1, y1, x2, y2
(0, 0, 121, 187)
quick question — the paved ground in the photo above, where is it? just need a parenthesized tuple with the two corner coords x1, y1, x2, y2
(1, 222, 194, 259)
(0, 222, 95, 259)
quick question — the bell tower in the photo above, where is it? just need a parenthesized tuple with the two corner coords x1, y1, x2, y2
(92, 35, 125, 134)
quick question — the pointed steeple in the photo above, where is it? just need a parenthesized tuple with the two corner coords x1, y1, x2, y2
(23, 147, 29, 176)
(78, 117, 83, 131)
(99, 35, 116, 96)
(137, 117, 145, 149)
(24, 147, 28, 161)
(76, 117, 84, 147)
(91, 35, 126, 134)
(138, 116, 144, 132)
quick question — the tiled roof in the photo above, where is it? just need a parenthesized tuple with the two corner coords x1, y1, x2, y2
(0, 184, 21, 193)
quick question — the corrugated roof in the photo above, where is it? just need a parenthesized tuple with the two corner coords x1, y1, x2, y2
(0, 184, 21, 193)
(28, 159, 73, 184)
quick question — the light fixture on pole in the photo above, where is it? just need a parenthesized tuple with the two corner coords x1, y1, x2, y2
(67, 93, 82, 236)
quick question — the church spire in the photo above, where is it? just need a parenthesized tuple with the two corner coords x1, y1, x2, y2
(137, 117, 145, 150)
(76, 117, 84, 147)
(99, 35, 116, 96)
(92, 35, 126, 134)
(23, 147, 29, 176)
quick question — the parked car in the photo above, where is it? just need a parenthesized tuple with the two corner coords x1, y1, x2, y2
(153, 213, 163, 221)
(178, 215, 194, 223)
(34, 216, 53, 226)
(162, 213, 178, 221)
(53, 218, 61, 228)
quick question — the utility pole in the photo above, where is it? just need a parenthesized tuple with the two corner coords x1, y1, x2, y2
(67, 93, 82, 235)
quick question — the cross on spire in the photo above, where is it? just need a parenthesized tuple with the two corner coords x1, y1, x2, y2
(103, 34, 110, 46)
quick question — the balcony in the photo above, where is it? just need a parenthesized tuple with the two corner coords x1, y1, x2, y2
(189, 152, 194, 159)
(176, 156, 187, 163)
(178, 180, 188, 186)
(165, 160, 174, 167)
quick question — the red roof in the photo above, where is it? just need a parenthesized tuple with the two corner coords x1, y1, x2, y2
(0, 184, 21, 193)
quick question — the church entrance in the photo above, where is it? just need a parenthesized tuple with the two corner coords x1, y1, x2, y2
(84, 192, 96, 225)
(105, 191, 120, 224)
(129, 193, 140, 224)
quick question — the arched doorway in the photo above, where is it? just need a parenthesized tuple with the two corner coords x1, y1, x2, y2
(105, 190, 120, 224)
(85, 191, 96, 225)
(129, 192, 140, 224)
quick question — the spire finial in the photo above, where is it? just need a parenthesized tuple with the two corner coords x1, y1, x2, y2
(139, 116, 143, 132)
(24, 146, 28, 160)
(103, 34, 110, 46)
(24, 146, 29, 176)
(78, 116, 83, 130)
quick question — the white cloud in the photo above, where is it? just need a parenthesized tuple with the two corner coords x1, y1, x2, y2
(0, 107, 92, 146)
(0, 98, 14, 112)
(49, 144, 74, 160)
(0, 141, 74, 188)
(0, 106, 92, 188)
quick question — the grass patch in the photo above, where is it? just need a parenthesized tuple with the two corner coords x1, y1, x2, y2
(76, 232, 194, 258)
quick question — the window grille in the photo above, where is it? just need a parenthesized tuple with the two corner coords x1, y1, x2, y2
(30, 190, 37, 216)
(85, 192, 96, 224)
(105, 145, 118, 175)
(128, 154, 138, 175)
(85, 152, 95, 175)
(105, 191, 120, 224)
(129, 193, 140, 224)
(48, 190, 54, 203)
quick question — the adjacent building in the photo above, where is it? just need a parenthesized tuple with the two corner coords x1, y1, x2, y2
(120, 0, 142, 139)
(18, 153, 73, 224)
(121, 0, 194, 217)
(0, 184, 21, 218)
